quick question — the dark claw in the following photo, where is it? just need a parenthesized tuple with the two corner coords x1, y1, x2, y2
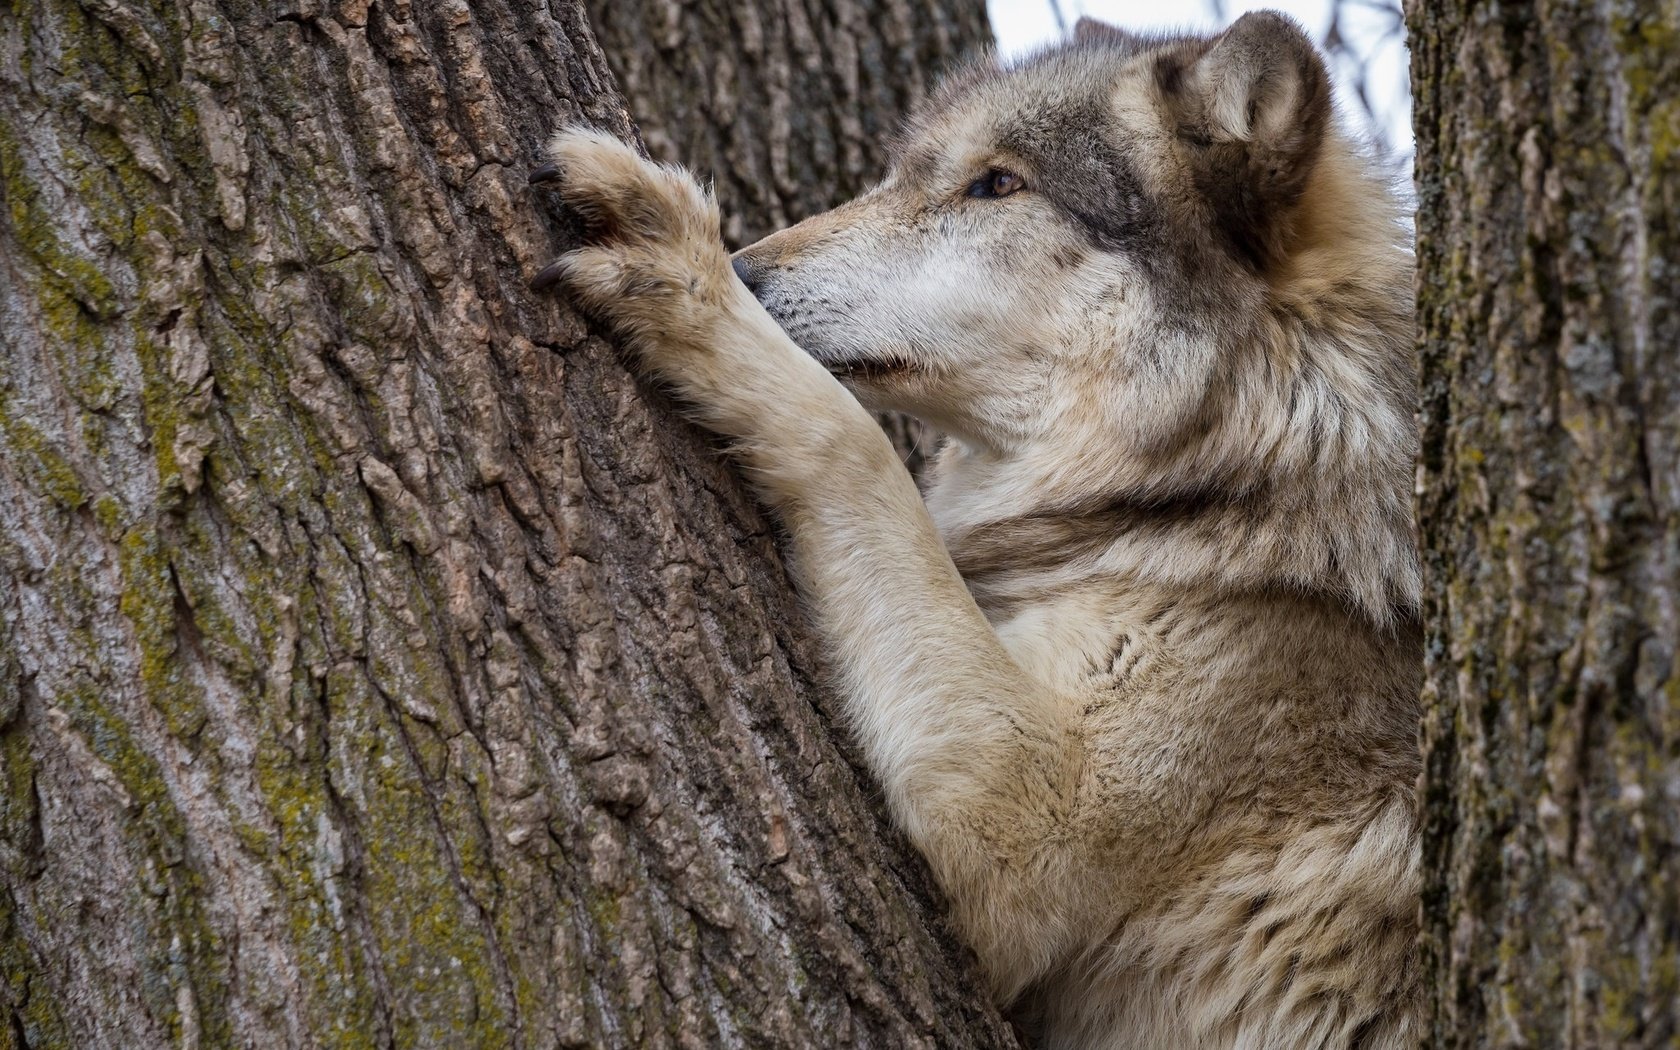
(528, 161, 561, 185)
(530, 259, 567, 291)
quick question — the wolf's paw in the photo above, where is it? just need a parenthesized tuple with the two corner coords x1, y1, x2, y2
(530, 127, 736, 356)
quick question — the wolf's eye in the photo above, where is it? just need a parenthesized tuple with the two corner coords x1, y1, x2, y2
(967, 169, 1025, 199)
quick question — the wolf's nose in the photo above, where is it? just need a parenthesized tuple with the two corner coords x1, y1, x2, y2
(732, 255, 765, 295)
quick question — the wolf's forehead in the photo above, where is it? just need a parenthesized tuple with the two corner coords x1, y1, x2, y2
(893, 46, 1169, 181)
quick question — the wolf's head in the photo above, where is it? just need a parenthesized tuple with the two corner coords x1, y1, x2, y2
(733, 12, 1418, 621)
(734, 11, 1390, 443)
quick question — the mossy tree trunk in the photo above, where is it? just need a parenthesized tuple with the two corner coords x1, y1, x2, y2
(0, 1, 1014, 1047)
(583, 0, 986, 475)
(1412, 1, 1680, 1045)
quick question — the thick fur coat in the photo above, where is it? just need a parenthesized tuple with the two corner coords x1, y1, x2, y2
(532, 12, 1422, 1047)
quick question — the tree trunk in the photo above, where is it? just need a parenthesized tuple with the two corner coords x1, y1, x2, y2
(585, 0, 984, 247)
(1412, 1, 1680, 1045)
(583, 0, 986, 476)
(0, 2, 1015, 1047)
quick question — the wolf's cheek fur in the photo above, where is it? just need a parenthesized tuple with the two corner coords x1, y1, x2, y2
(741, 200, 1119, 446)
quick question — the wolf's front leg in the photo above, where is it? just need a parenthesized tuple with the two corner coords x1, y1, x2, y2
(534, 129, 1096, 1000)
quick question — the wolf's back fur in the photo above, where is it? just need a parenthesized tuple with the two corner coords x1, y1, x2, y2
(536, 11, 1422, 1047)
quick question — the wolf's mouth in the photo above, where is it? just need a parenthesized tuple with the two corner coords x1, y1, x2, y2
(824, 355, 916, 381)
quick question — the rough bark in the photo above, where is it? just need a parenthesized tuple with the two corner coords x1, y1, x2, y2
(1411, 1, 1680, 1045)
(585, 0, 985, 247)
(0, 1, 1016, 1047)
(583, 0, 988, 476)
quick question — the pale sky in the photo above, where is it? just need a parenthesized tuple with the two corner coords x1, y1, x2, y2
(986, 0, 1413, 158)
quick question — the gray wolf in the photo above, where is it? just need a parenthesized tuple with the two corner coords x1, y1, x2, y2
(532, 11, 1422, 1047)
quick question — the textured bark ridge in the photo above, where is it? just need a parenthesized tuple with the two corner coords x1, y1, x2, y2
(1411, 1, 1680, 1045)
(583, 0, 990, 476)
(0, 1, 1016, 1046)
(584, 0, 986, 247)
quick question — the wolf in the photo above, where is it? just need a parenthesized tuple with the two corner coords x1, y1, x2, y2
(531, 10, 1422, 1048)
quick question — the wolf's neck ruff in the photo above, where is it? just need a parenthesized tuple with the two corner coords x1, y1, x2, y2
(929, 257, 1419, 633)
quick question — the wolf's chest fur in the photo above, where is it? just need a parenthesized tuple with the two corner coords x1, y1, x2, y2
(985, 580, 1147, 693)
(926, 450, 1422, 1048)
(957, 531, 1421, 1049)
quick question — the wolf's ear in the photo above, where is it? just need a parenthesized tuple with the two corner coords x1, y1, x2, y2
(1156, 11, 1331, 269)
(1073, 17, 1137, 47)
